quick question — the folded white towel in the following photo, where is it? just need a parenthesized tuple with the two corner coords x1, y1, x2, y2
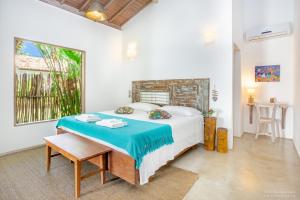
(75, 114, 101, 122)
(96, 119, 127, 128)
(101, 119, 125, 124)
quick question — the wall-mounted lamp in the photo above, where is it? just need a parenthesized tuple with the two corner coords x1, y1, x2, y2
(247, 87, 256, 104)
(127, 42, 137, 60)
(202, 26, 217, 45)
(243, 75, 257, 104)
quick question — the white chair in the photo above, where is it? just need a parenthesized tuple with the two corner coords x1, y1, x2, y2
(255, 103, 277, 142)
(275, 108, 282, 138)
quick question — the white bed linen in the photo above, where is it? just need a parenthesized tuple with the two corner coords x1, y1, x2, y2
(60, 110, 203, 185)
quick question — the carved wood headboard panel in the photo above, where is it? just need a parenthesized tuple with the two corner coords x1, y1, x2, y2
(132, 79, 210, 112)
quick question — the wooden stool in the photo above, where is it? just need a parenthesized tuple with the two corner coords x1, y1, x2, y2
(217, 128, 228, 153)
(204, 117, 217, 151)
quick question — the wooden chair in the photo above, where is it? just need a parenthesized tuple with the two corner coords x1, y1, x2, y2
(255, 103, 277, 142)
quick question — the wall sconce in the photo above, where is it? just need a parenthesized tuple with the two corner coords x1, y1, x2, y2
(202, 27, 217, 45)
(243, 75, 257, 104)
(247, 87, 255, 104)
(127, 42, 137, 60)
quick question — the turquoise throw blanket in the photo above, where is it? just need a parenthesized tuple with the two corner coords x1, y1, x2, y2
(56, 113, 174, 168)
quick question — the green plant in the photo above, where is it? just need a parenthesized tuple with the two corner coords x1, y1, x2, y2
(36, 43, 82, 117)
(202, 109, 215, 118)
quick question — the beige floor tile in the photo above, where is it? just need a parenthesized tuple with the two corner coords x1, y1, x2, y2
(172, 133, 300, 200)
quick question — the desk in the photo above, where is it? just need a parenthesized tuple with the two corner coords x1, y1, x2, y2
(247, 103, 289, 129)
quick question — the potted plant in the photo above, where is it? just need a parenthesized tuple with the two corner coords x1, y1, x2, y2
(202, 109, 216, 118)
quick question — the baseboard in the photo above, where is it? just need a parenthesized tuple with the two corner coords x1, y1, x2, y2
(0, 144, 44, 158)
(233, 133, 243, 138)
(241, 132, 254, 136)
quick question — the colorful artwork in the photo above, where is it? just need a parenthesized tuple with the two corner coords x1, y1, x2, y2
(255, 65, 280, 82)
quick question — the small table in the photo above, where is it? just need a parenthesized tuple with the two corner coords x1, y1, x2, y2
(204, 117, 217, 151)
(247, 102, 289, 129)
(44, 133, 111, 198)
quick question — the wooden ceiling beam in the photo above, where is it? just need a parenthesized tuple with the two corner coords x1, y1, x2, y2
(79, 0, 92, 11)
(40, 0, 121, 30)
(40, 0, 152, 29)
(108, 0, 136, 23)
(104, 0, 114, 9)
(79, 0, 113, 13)
(119, 0, 152, 26)
(102, 21, 122, 30)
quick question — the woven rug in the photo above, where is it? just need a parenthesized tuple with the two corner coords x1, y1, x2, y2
(0, 147, 198, 200)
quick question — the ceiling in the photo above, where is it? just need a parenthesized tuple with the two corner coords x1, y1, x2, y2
(40, 0, 153, 29)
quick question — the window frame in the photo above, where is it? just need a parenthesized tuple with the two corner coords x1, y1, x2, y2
(13, 37, 86, 126)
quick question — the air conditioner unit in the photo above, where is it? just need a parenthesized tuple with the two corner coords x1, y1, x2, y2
(246, 23, 292, 42)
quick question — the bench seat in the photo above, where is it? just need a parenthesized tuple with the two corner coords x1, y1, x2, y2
(44, 133, 111, 198)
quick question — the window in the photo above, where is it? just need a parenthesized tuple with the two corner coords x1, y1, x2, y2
(14, 38, 85, 125)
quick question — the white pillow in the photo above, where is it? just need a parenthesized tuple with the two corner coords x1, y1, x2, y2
(127, 102, 161, 112)
(162, 106, 201, 116)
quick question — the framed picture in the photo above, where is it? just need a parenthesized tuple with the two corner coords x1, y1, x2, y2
(255, 65, 280, 82)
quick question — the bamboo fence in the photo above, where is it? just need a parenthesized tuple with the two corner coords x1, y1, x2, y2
(15, 72, 61, 124)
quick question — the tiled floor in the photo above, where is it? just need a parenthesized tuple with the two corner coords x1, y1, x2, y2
(172, 133, 300, 200)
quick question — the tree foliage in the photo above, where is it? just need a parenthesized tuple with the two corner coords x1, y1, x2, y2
(36, 43, 82, 117)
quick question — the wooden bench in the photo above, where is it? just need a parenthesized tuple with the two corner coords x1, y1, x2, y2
(44, 133, 111, 198)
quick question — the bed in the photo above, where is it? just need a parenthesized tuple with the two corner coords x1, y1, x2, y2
(57, 79, 210, 185)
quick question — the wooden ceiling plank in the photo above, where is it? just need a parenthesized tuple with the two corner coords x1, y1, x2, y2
(104, 0, 114, 9)
(108, 0, 136, 23)
(118, 0, 152, 26)
(40, 0, 121, 29)
(79, 0, 92, 11)
(102, 21, 122, 30)
(41, 0, 152, 28)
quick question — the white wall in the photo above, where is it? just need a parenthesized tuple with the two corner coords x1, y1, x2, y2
(122, 0, 234, 148)
(242, 0, 294, 139)
(233, 0, 244, 48)
(0, 0, 126, 155)
(294, 0, 300, 156)
(233, 0, 244, 137)
(233, 47, 242, 137)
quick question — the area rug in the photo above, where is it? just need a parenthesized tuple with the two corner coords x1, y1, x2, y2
(0, 147, 198, 200)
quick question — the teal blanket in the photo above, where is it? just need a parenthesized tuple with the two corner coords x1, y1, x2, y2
(56, 113, 174, 168)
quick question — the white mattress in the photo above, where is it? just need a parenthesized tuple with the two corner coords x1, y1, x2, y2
(61, 110, 204, 185)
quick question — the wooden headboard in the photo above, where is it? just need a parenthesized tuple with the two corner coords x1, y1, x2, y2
(132, 79, 210, 112)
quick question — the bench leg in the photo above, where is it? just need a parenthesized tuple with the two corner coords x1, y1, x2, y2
(75, 160, 81, 198)
(101, 155, 105, 184)
(46, 145, 51, 172)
